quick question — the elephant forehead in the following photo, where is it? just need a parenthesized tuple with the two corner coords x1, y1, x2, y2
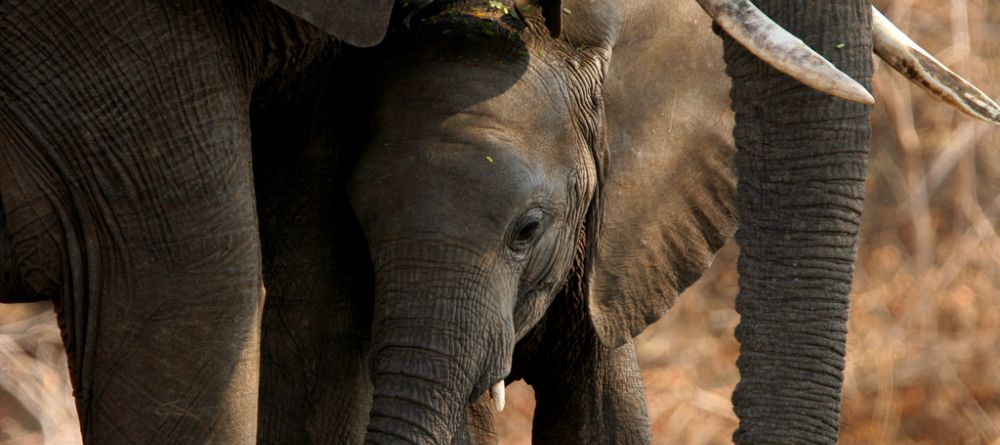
(357, 134, 552, 201)
(349, 129, 573, 232)
(373, 76, 584, 176)
(363, 104, 584, 197)
(377, 52, 578, 135)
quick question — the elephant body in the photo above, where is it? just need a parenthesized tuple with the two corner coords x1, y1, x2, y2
(0, 0, 871, 443)
(0, 1, 343, 442)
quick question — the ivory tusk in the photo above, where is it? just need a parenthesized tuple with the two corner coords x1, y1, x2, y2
(490, 380, 506, 412)
(872, 7, 1000, 125)
(695, 0, 875, 105)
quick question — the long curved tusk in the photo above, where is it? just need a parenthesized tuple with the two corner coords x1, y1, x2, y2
(695, 0, 875, 105)
(872, 7, 1000, 125)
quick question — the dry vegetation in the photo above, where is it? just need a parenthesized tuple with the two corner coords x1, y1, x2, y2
(1, 1, 999, 443)
(0, 304, 79, 445)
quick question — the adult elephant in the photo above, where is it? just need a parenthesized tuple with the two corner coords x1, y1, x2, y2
(0, 1, 396, 443)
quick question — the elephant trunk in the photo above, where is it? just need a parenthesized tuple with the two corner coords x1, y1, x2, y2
(366, 345, 467, 444)
(722, 1, 872, 444)
(364, 242, 513, 444)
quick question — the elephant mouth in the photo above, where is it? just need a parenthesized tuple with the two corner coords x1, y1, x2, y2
(468, 365, 510, 407)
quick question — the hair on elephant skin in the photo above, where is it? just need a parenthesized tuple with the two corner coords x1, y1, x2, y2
(0, 0, 876, 443)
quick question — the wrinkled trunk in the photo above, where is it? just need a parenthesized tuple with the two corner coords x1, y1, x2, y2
(722, 1, 872, 444)
(366, 346, 469, 444)
(364, 242, 511, 445)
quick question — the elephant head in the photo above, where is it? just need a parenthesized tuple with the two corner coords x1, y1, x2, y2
(349, 4, 605, 439)
(346, 0, 998, 442)
(346, 0, 757, 441)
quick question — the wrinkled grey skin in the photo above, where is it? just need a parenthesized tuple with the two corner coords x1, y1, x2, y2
(722, 2, 872, 443)
(0, 1, 367, 443)
(0, 0, 869, 444)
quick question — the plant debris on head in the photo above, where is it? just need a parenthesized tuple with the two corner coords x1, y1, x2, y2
(392, 0, 533, 57)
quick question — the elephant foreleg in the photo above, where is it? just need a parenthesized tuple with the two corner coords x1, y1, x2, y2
(526, 339, 650, 444)
(0, 199, 40, 303)
(0, 2, 267, 442)
(512, 291, 651, 444)
(251, 46, 375, 444)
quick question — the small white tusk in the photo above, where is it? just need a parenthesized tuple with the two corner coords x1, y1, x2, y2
(489, 381, 506, 412)
(872, 7, 1000, 125)
(695, 0, 875, 105)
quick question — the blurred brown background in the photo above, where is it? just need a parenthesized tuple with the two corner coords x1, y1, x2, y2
(2, 0, 999, 443)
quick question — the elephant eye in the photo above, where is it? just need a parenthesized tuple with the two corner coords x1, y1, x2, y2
(508, 210, 546, 255)
(516, 221, 542, 242)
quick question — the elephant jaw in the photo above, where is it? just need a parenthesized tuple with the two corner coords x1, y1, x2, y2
(694, 0, 1000, 124)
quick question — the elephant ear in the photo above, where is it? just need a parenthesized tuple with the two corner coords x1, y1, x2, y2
(267, 0, 393, 47)
(585, 0, 738, 347)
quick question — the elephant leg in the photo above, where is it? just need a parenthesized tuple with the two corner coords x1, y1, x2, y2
(513, 291, 651, 444)
(0, 2, 266, 442)
(0, 199, 39, 303)
(251, 47, 375, 444)
(526, 340, 649, 444)
(255, 158, 373, 444)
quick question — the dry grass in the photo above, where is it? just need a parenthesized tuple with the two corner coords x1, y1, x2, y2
(2, 1, 999, 443)
(0, 303, 79, 445)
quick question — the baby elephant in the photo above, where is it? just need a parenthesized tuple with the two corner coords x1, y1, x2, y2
(341, 1, 737, 442)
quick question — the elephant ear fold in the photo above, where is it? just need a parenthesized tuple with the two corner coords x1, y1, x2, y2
(584, 1, 737, 348)
(268, 0, 393, 47)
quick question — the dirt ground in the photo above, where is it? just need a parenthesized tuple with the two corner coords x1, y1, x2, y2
(2, 0, 1000, 443)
